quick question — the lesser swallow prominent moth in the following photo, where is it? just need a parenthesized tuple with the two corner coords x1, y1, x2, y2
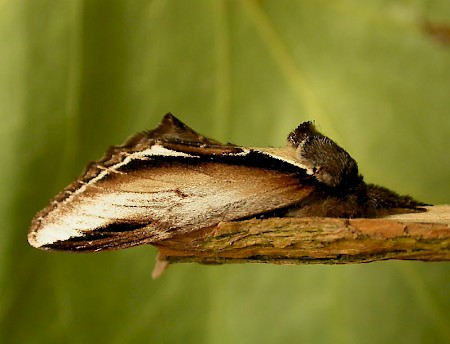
(28, 114, 425, 252)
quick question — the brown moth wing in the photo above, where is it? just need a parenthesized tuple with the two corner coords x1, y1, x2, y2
(30, 160, 313, 251)
(28, 114, 315, 252)
(30, 113, 242, 236)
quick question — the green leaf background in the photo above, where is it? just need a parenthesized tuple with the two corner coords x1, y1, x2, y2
(1, 1, 449, 343)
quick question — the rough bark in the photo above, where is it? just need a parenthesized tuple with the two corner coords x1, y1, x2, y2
(152, 205, 450, 277)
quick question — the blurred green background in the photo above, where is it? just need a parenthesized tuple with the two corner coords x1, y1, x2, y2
(1, 1, 449, 343)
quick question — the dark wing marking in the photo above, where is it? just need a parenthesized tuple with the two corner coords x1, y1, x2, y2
(119, 112, 224, 148)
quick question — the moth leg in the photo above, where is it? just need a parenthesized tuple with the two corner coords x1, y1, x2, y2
(286, 192, 364, 218)
(286, 184, 427, 218)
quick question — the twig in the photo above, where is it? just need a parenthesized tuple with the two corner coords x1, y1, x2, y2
(152, 206, 450, 277)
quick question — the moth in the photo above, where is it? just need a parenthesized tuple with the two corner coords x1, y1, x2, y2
(28, 113, 425, 252)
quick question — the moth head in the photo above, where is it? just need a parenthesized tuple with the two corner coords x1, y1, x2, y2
(288, 121, 361, 188)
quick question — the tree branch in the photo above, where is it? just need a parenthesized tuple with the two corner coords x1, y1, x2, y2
(152, 206, 450, 277)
